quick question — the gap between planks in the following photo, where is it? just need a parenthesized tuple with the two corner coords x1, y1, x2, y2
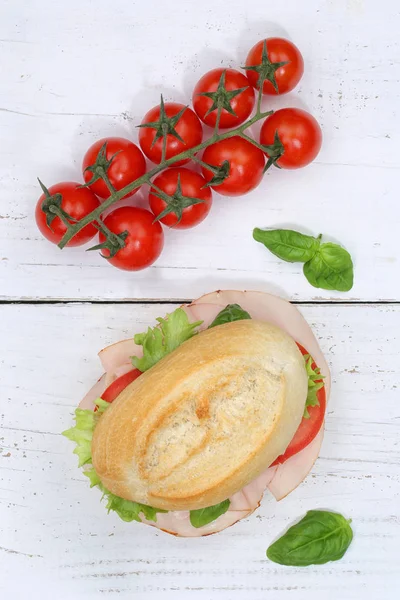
(1, 299, 400, 306)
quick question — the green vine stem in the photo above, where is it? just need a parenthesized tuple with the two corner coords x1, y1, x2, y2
(57, 108, 273, 249)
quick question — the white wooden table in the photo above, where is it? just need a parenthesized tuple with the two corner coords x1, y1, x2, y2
(1, 1, 399, 598)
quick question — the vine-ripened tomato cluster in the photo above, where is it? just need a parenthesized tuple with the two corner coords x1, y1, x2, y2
(35, 37, 322, 271)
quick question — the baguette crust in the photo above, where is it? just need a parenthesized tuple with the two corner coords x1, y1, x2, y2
(91, 320, 307, 510)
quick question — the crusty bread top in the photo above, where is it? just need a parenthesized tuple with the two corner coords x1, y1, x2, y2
(91, 320, 308, 510)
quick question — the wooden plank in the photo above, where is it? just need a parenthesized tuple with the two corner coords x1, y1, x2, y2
(1, 0, 399, 301)
(1, 302, 399, 598)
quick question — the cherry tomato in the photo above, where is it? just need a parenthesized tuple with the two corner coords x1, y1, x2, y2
(201, 136, 265, 196)
(271, 343, 326, 465)
(35, 182, 100, 247)
(193, 68, 255, 129)
(245, 38, 304, 95)
(139, 102, 203, 166)
(260, 108, 322, 169)
(101, 369, 142, 404)
(82, 137, 146, 199)
(99, 207, 164, 271)
(149, 168, 212, 229)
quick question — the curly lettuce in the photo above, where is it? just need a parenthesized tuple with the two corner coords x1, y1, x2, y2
(303, 354, 325, 418)
(132, 308, 202, 372)
(63, 399, 166, 523)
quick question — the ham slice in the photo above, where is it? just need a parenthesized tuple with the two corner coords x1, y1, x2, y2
(141, 507, 253, 537)
(229, 464, 277, 510)
(79, 374, 107, 411)
(268, 428, 324, 501)
(104, 361, 135, 388)
(98, 338, 142, 373)
(184, 302, 226, 329)
(77, 291, 330, 536)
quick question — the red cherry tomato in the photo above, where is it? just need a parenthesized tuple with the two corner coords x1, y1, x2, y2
(35, 182, 100, 247)
(201, 136, 265, 196)
(99, 207, 164, 271)
(101, 369, 142, 404)
(149, 168, 212, 229)
(82, 137, 146, 199)
(271, 343, 326, 465)
(260, 108, 322, 169)
(139, 102, 203, 166)
(245, 38, 304, 95)
(193, 68, 255, 129)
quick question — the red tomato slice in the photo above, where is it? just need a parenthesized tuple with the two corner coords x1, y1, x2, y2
(271, 343, 326, 465)
(100, 369, 142, 404)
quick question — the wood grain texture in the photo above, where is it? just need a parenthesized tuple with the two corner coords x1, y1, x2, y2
(0, 0, 399, 301)
(1, 303, 399, 599)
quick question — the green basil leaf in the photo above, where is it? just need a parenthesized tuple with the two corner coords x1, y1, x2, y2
(267, 510, 353, 566)
(253, 228, 320, 263)
(208, 303, 251, 328)
(190, 499, 230, 528)
(303, 243, 354, 292)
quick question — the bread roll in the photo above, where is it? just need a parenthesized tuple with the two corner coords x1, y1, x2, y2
(91, 320, 307, 511)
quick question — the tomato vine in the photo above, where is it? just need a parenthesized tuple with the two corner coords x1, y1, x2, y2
(36, 37, 321, 269)
(42, 99, 273, 250)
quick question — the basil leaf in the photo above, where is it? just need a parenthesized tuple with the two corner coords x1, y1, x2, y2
(208, 303, 251, 328)
(303, 243, 354, 292)
(253, 227, 354, 293)
(253, 228, 320, 263)
(190, 499, 230, 528)
(267, 510, 353, 566)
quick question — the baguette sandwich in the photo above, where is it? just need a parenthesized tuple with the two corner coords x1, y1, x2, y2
(64, 290, 330, 536)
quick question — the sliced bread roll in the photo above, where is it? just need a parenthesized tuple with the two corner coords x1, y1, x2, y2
(91, 319, 307, 511)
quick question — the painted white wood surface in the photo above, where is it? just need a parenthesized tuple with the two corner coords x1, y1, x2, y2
(1, 303, 399, 599)
(1, 0, 399, 301)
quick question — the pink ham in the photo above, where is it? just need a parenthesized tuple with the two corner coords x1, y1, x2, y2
(183, 302, 226, 330)
(268, 428, 324, 501)
(104, 361, 135, 388)
(98, 338, 142, 373)
(79, 373, 107, 411)
(229, 464, 277, 510)
(141, 507, 252, 537)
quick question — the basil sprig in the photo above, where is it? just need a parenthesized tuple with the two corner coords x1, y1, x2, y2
(253, 228, 354, 292)
(190, 499, 230, 528)
(208, 303, 251, 328)
(267, 510, 353, 566)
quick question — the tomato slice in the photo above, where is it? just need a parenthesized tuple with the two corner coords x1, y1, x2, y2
(100, 369, 142, 405)
(271, 343, 326, 465)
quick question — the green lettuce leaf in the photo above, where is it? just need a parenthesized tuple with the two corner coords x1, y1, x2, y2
(103, 484, 166, 522)
(63, 399, 167, 523)
(62, 407, 96, 467)
(303, 354, 325, 418)
(132, 308, 202, 372)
